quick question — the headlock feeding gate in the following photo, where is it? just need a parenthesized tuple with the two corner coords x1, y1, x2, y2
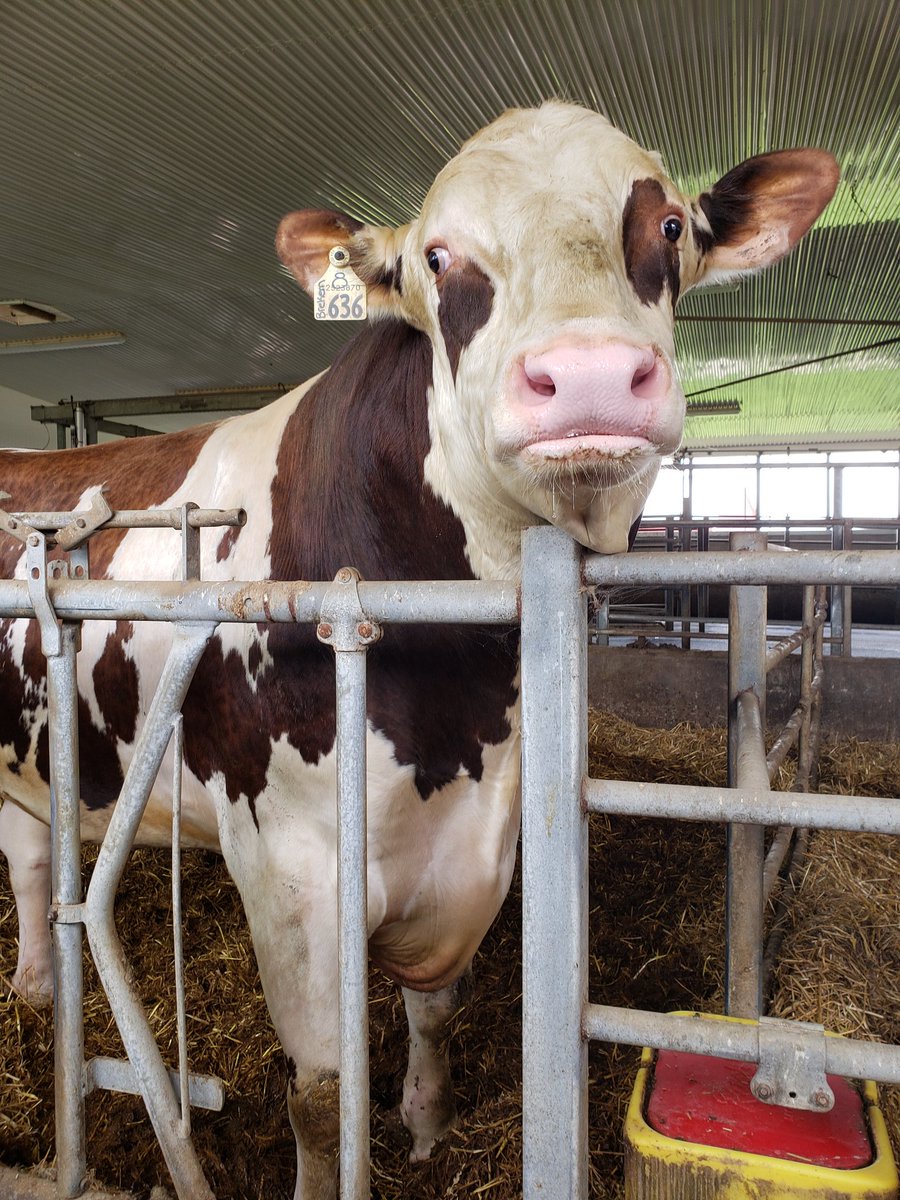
(0, 508, 898, 1200)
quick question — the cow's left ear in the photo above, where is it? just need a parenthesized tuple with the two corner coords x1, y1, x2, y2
(276, 208, 408, 315)
(691, 149, 839, 283)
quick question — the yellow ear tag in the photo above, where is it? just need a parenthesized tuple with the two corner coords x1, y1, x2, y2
(314, 246, 367, 321)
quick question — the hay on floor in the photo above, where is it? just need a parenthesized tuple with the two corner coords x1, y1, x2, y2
(1, 714, 897, 1198)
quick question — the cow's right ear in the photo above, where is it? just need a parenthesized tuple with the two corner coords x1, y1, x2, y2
(276, 209, 407, 315)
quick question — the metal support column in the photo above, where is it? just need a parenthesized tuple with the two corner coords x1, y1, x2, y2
(317, 568, 381, 1200)
(48, 622, 86, 1198)
(726, 531, 768, 1018)
(521, 526, 588, 1200)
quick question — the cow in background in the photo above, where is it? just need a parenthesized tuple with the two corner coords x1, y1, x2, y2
(0, 102, 838, 1198)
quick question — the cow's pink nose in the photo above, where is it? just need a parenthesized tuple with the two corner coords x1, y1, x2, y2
(521, 342, 668, 407)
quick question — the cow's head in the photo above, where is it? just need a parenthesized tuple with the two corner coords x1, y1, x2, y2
(277, 102, 838, 573)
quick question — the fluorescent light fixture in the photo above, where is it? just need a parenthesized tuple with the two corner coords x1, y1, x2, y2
(0, 299, 73, 325)
(686, 398, 741, 415)
(0, 330, 126, 354)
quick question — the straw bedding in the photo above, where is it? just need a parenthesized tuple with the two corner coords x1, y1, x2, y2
(1, 714, 897, 1198)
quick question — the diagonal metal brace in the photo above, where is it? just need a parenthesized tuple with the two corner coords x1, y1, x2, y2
(751, 1016, 835, 1111)
(316, 566, 382, 652)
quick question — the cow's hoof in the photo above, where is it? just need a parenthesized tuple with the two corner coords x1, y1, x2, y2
(4, 972, 54, 1008)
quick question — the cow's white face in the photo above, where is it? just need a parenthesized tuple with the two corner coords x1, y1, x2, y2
(278, 101, 838, 575)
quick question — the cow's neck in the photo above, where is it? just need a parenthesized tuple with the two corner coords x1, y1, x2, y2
(270, 319, 476, 584)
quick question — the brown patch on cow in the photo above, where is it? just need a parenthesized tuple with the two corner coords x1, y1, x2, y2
(371, 252, 403, 295)
(438, 262, 495, 378)
(0, 424, 216, 806)
(264, 317, 518, 802)
(0, 423, 216, 580)
(623, 177, 681, 306)
(247, 640, 263, 678)
(216, 524, 241, 562)
(92, 622, 139, 745)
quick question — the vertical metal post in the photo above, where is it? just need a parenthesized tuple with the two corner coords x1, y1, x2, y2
(796, 586, 815, 791)
(335, 648, 370, 1200)
(522, 526, 588, 1200)
(831, 468, 845, 656)
(726, 531, 767, 1019)
(48, 622, 86, 1198)
(317, 568, 379, 1200)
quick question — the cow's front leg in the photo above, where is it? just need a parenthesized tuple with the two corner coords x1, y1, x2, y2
(0, 800, 53, 1005)
(400, 977, 466, 1161)
(225, 835, 342, 1200)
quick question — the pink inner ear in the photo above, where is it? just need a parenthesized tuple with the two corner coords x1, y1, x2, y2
(275, 208, 362, 295)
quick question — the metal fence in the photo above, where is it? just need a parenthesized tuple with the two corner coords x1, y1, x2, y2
(1, 511, 899, 1199)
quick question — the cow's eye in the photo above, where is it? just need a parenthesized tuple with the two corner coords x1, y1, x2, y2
(662, 216, 683, 243)
(426, 245, 451, 277)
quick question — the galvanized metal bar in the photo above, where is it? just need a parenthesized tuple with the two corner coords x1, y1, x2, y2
(726, 533, 768, 1020)
(582, 1004, 900, 1085)
(585, 778, 900, 833)
(316, 568, 378, 1200)
(762, 826, 795, 900)
(764, 605, 826, 672)
(0, 577, 519, 625)
(521, 526, 588, 1200)
(10, 506, 245, 531)
(84, 623, 217, 1200)
(84, 1056, 224, 1111)
(583, 547, 900, 587)
(171, 715, 190, 1137)
(335, 647, 370, 1200)
(47, 622, 86, 1199)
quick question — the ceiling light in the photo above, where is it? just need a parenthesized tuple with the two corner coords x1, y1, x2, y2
(0, 299, 72, 325)
(0, 330, 126, 354)
(686, 398, 741, 415)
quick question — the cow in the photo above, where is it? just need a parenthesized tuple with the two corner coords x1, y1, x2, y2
(0, 101, 837, 1198)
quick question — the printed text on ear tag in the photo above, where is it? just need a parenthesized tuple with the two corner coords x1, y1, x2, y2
(314, 246, 367, 320)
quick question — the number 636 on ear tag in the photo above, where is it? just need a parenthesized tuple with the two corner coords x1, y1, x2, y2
(315, 247, 367, 321)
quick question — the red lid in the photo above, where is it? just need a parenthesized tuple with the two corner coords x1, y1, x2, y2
(646, 1050, 873, 1169)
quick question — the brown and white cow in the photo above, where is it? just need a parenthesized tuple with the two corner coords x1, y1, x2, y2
(0, 102, 837, 1197)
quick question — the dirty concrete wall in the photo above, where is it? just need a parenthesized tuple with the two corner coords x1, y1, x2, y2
(588, 646, 900, 741)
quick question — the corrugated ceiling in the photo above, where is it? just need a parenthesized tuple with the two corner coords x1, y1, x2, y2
(0, 0, 897, 450)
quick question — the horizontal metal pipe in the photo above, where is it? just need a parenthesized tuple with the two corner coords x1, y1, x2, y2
(9, 507, 245, 530)
(586, 777, 900, 834)
(584, 549, 900, 588)
(583, 1005, 900, 1085)
(0, 578, 520, 625)
(765, 611, 826, 672)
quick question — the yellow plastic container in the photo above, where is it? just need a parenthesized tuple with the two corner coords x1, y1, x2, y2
(624, 1014, 898, 1200)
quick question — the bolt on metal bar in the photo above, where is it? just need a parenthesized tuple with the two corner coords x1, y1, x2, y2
(583, 548, 900, 587)
(726, 533, 768, 1020)
(585, 777, 900, 834)
(171, 715, 191, 1137)
(521, 526, 588, 1200)
(0, 577, 519, 626)
(582, 1005, 900, 1085)
(48, 622, 86, 1199)
(84, 623, 217, 1200)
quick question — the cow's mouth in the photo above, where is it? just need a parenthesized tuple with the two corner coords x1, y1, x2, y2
(521, 432, 654, 461)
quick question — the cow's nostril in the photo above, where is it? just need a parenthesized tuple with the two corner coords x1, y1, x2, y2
(527, 371, 556, 399)
(631, 358, 660, 399)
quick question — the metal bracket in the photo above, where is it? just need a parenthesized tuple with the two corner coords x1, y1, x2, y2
(25, 532, 63, 657)
(54, 491, 114, 551)
(751, 1016, 834, 1111)
(317, 566, 382, 652)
